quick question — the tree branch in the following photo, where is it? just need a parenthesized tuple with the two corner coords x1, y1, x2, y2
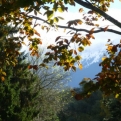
(74, 0, 121, 29)
(27, 15, 121, 35)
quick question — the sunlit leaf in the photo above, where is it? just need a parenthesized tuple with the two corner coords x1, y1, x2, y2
(2, 72, 6, 76)
(75, 55, 81, 60)
(115, 94, 119, 98)
(58, 7, 64, 12)
(78, 46, 84, 52)
(102, 56, 107, 61)
(78, 63, 83, 70)
(79, 8, 84, 13)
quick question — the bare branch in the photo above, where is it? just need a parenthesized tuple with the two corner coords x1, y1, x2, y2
(27, 15, 121, 35)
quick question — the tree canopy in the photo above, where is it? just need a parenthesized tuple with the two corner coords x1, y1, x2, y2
(0, 0, 121, 99)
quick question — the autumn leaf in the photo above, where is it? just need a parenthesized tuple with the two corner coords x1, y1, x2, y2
(2, 72, 6, 76)
(64, 39, 68, 44)
(79, 8, 84, 13)
(58, 7, 64, 12)
(104, 26, 109, 32)
(76, 19, 83, 25)
(35, 31, 40, 36)
(1, 76, 5, 81)
(95, 24, 99, 27)
(115, 94, 119, 98)
(88, 11, 94, 14)
(55, 36, 61, 42)
(74, 50, 77, 55)
(102, 56, 107, 61)
(28, 65, 33, 69)
(74, 94, 83, 100)
(40, 40, 42, 44)
(78, 46, 84, 52)
(78, 63, 83, 70)
(75, 55, 81, 60)
(89, 28, 95, 34)
(33, 65, 38, 70)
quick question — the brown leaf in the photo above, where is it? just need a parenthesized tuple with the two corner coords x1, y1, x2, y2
(55, 36, 61, 42)
(89, 28, 95, 34)
(28, 65, 33, 69)
(35, 31, 40, 36)
(104, 26, 109, 32)
(79, 8, 84, 13)
(64, 39, 68, 44)
(40, 40, 42, 44)
(33, 65, 38, 70)
(88, 11, 94, 14)
(75, 94, 82, 100)
(74, 50, 77, 55)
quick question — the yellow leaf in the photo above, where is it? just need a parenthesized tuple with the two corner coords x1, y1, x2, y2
(58, 7, 64, 12)
(95, 24, 99, 27)
(2, 72, 6, 76)
(78, 63, 83, 70)
(102, 56, 107, 61)
(115, 94, 119, 98)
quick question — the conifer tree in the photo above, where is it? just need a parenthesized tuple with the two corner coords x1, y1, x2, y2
(0, 52, 40, 121)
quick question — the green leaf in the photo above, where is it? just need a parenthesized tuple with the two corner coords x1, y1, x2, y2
(78, 46, 84, 52)
(58, 7, 64, 12)
(46, 11, 54, 19)
(54, 17, 59, 23)
(75, 55, 81, 60)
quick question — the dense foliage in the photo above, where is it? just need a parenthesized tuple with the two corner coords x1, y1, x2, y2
(0, 52, 40, 121)
(0, 0, 121, 109)
(58, 90, 107, 121)
(103, 97, 121, 121)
